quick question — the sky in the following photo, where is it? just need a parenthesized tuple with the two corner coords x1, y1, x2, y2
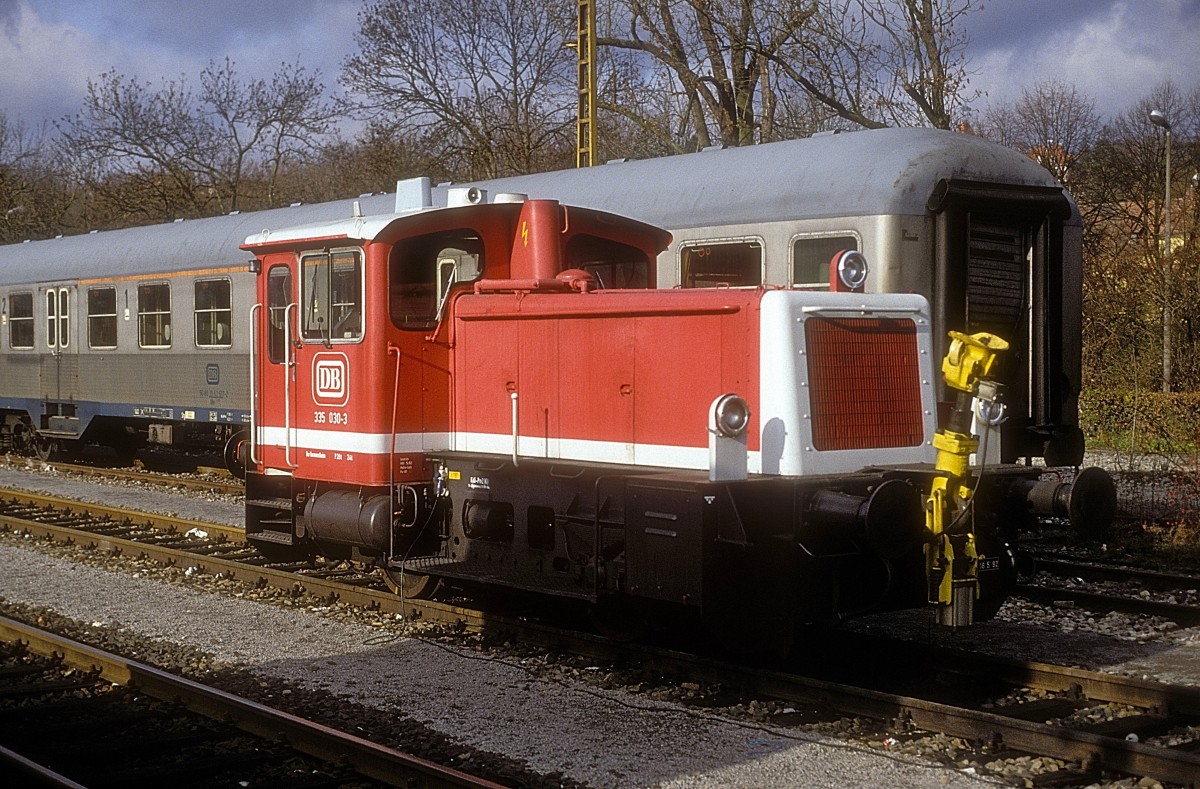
(1, 0, 1199, 138)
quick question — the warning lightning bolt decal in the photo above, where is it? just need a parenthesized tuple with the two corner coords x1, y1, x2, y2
(521, 220, 529, 247)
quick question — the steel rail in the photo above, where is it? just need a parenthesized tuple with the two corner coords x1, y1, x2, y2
(43, 461, 244, 496)
(635, 650, 1200, 785)
(0, 485, 245, 542)
(0, 495, 498, 633)
(0, 615, 505, 789)
(1015, 583, 1200, 627)
(1030, 555, 1200, 584)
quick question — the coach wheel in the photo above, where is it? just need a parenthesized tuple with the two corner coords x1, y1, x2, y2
(381, 567, 441, 600)
(223, 430, 249, 479)
(33, 435, 58, 462)
(10, 422, 33, 455)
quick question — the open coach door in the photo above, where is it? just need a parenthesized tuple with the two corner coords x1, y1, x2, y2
(927, 178, 1082, 466)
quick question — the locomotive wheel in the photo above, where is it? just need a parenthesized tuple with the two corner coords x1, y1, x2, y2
(253, 542, 308, 564)
(381, 567, 441, 600)
(588, 599, 648, 642)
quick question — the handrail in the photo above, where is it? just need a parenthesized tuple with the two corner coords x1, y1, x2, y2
(248, 303, 262, 466)
(284, 302, 298, 469)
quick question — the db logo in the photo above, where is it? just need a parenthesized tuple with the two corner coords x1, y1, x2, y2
(312, 353, 349, 406)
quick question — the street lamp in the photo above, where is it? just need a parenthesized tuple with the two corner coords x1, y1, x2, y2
(1150, 109, 1173, 392)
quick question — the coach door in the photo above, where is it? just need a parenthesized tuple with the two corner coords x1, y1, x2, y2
(40, 286, 77, 405)
(928, 178, 1073, 463)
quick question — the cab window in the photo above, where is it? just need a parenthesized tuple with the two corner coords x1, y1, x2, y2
(389, 230, 482, 330)
(680, 240, 762, 288)
(793, 234, 860, 289)
(301, 249, 362, 342)
(267, 266, 292, 364)
(566, 234, 650, 289)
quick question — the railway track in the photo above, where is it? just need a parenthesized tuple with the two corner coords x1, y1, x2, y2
(1017, 553, 1200, 627)
(4, 485, 1200, 785)
(0, 615, 503, 788)
(41, 459, 244, 497)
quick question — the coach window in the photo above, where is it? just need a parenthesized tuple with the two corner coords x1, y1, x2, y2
(138, 283, 172, 348)
(389, 229, 482, 330)
(267, 266, 292, 364)
(680, 240, 762, 288)
(302, 249, 362, 342)
(44, 289, 69, 349)
(8, 292, 33, 349)
(792, 235, 859, 289)
(195, 278, 232, 348)
(87, 286, 118, 349)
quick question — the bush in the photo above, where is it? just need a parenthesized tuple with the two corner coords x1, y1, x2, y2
(1080, 389, 1200, 456)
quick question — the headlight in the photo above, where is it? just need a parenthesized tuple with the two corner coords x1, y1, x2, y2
(830, 249, 868, 292)
(712, 394, 750, 438)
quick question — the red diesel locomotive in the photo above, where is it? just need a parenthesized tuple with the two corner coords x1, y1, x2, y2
(242, 180, 1113, 640)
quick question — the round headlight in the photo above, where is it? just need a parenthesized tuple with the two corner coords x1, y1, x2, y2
(831, 249, 869, 292)
(713, 394, 750, 438)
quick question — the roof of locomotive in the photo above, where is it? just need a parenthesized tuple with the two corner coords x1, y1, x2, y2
(0, 127, 1070, 286)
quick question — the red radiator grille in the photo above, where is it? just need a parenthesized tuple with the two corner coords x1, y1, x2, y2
(805, 317, 925, 450)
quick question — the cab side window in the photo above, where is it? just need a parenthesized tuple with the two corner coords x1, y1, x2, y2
(389, 230, 482, 330)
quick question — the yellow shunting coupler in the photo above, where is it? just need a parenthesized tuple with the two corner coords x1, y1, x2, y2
(927, 330, 1010, 628)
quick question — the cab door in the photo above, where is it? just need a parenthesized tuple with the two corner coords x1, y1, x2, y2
(289, 248, 364, 483)
(253, 262, 298, 470)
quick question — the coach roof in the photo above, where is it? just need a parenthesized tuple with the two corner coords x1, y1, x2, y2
(0, 127, 1068, 286)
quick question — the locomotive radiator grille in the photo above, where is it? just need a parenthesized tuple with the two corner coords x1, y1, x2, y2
(805, 317, 925, 451)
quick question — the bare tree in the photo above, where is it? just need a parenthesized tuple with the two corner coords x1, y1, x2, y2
(596, 0, 977, 152)
(976, 80, 1101, 186)
(769, 0, 978, 131)
(57, 59, 336, 224)
(342, 0, 576, 179)
(599, 0, 818, 148)
(0, 114, 75, 242)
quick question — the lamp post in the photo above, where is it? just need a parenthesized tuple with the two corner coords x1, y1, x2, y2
(1150, 109, 1173, 393)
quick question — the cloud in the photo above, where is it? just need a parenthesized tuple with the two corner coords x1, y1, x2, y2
(0, 0, 360, 128)
(970, 0, 1200, 119)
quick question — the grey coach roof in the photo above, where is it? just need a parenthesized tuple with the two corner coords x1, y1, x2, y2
(0, 127, 1066, 287)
